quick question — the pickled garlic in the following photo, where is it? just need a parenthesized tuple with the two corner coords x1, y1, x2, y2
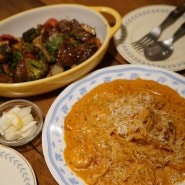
(0, 105, 37, 140)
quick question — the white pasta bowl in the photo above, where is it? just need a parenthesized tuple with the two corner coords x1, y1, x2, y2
(42, 64, 185, 184)
(0, 4, 121, 97)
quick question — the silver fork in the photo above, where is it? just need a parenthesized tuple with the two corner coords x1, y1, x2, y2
(131, 3, 185, 51)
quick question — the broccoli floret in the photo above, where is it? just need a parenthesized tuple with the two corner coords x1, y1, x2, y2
(25, 58, 49, 81)
(22, 28, 40, 43)
(0, 43, 12, 63)
(45, 33, 64, 62)
(12, 50, 23, 66)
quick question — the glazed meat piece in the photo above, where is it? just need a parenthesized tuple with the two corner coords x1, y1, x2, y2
(56, 19, 99, 67)
(76, 42, 99, 64)
(58, 19, 73, 33)
(56, 42, 77, 67)
(70, 19, 94, 42)
(13, 59, 27, 82)
(56, 40, 99, 67)
(0, 74, 12, 83)
(58, 19, 95, 42)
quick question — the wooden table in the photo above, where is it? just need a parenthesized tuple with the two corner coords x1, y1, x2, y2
(0, 0, 184, 184)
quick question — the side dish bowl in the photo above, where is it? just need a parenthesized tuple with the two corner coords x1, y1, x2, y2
(0, 4, 121, 97)
(0, 99, 43, 146)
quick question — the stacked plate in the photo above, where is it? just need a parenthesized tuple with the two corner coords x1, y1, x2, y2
(114, 5, 185, 71)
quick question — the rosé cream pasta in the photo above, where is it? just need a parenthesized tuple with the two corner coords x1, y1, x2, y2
(64, 78, 185, 185)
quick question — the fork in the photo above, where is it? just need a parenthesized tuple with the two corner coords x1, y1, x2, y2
(131, 3, 185, 51)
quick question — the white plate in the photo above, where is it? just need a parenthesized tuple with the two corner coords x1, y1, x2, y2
(0, 144, 37, 185)
(114, 5, 185, 71)
(42, 64, 185, 185)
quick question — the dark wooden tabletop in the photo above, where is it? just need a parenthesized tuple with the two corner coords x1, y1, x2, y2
(0, 0, 184, 184)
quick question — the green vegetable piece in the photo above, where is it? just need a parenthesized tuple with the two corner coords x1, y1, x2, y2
(26, 58, 49, 81)
(22, 28, 39, 43)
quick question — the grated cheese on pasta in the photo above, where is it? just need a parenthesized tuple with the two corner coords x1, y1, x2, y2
(64, 78, 185, 185)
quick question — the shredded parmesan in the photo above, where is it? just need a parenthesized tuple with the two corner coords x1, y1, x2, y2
(64, 79, 185, 185)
